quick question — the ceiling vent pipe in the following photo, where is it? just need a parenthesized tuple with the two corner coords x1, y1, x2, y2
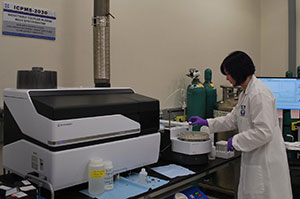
(93, 0, 110, 87)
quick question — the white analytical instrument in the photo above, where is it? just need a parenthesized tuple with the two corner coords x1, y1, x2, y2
(160, 120, 211, 165)
(3, 88, 161, 191)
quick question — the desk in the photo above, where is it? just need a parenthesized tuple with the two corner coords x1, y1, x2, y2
(0, 155, 240, 199)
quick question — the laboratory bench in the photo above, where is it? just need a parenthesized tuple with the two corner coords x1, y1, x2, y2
(0, 154, 241, 199)
(133, 154, 240, 199)
(3, 153, 300, 199)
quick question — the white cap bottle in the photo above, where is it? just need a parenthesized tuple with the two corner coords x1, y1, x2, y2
(139, 168, 148, 185)
(88, 158, 105, 195)
(201, 126, 215, 160)
(208, 145, 216, 160)
(104, 160, 114, 190)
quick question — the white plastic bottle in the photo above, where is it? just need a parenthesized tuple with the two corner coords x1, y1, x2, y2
(104, 160, 114, 190)
(139, 168, 148, 185)
(208, 145, 216, 160)
(201, 126, 216, 160)
(88, 158, 105, 195)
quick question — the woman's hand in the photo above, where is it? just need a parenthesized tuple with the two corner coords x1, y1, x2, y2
(188, 116, 208, 126)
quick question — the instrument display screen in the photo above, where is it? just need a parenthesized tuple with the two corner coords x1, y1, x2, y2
(258, 77, 300, 110)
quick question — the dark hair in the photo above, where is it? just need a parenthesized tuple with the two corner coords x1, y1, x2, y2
(220, 51, 255, 86)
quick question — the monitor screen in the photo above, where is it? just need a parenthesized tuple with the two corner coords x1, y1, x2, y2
(258, 77, 300, 110)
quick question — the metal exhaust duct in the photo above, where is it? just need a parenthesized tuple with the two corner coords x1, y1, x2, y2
(93, 0, 110, 87)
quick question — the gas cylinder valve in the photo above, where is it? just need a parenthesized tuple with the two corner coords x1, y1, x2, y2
(186, 68, 201, 80)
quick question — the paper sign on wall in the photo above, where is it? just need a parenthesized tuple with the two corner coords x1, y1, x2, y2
(2, 2, 56, 40)
(291, 109, 300, 119)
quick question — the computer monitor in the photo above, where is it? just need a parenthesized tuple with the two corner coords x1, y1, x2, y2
(258, 77, 300, 110)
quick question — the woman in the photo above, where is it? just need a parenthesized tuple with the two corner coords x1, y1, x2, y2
(189, 51, 292, 199)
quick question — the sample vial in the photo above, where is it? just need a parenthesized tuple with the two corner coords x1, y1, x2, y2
(88, 158, 105, 195)
(208, 145, 216, 160)
(104, 160, 114, 190)
(139, 168, 148, 185)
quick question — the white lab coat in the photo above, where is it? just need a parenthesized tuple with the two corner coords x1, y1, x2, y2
(207, 75, 293, 199)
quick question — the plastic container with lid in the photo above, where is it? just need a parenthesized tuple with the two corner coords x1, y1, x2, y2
(104, 160, 114, 190)
(88, 158, 105, 195)
(139, 168, 148, 185)
(208, 145, 216, 160)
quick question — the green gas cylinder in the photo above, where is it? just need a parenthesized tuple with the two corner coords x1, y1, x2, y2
(203, 69, 217, 118)
(286, 71, 293, 77)
(187, 78, 206, 131)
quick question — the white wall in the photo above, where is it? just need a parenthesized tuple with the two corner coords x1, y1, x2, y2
(260, 0, 288, 77)
(110, 0, 261, 108)
(0, 0, 289, 109)
(0, 0, 94, 89)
